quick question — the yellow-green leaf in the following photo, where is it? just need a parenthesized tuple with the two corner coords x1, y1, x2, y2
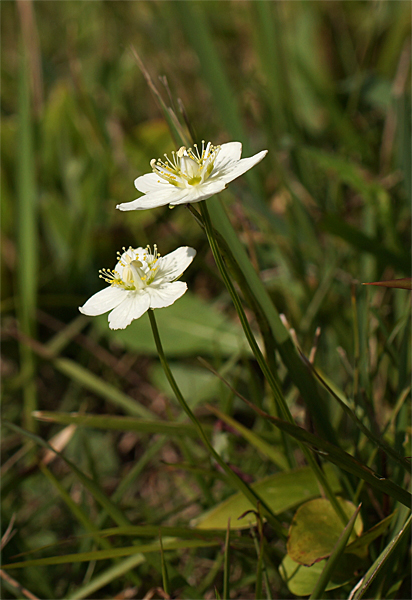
(287, 498, 363, 566)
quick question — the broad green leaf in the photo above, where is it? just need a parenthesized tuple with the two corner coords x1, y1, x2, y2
(193, 465, 341, 530)
(150, 364, 221, 408)
(94, 292, 250, 357)
(287, 498, 363, 567)
(279, 552, 357, 596)
(309, 504, 362, 599)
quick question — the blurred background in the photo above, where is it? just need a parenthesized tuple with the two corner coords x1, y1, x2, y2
(1, 1, 411, 598)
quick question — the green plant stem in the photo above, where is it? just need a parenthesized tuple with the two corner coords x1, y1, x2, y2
(147, 309, 285, 537)
(198, 201, 348, 526)
(198, 203, 287, 418)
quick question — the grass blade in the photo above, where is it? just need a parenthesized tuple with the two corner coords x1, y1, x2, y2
(3, 539, 218, 569)
(66, 554, 145, 600)
(53, 358, 154, 419)
(223, 520, 230, 600)
(252, 1, 288, 136)
(235, 401, 412, 508)
(173, 1, 283, 231)
(320, 214, 410, 273)
(348, 514, 412, 600)
(39, 464, 111, 550)
(148, 310, 285, 537)
(4, 421, 131, 527)
(159, 532, 170, 597)
(207, 196, 337, 444)
(33, 411, 211, 437)
(299, 354, 411, 471)
(363, 278, 412, 290)
(17, 44, 38, 432)
(172, 2, 245, 145)
(207, 405, 288, 470)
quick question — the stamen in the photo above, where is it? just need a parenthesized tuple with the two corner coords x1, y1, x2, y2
(99, 268, 121, 285)
(150, 142, 220, 187)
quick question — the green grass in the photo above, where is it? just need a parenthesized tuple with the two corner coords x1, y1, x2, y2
(1, 1, 411, 599)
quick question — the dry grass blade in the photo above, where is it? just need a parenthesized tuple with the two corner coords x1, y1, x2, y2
(41, 424, 77, 465)
(129, 46, 190, 147)
(1, 515, 16, 551)
(0, 570, 40, 600)
(142, 588, 171, 600)
(362, 278, 412, 290)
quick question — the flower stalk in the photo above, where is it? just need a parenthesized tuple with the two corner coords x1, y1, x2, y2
(147, 309, 286, 537)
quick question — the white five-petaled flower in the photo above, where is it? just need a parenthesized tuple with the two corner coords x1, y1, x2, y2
(116, 141, 267, 211)
(79, 245, 196, 330)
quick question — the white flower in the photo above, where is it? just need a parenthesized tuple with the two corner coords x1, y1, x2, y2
(116, 141, 267, 211)
(79, 245, 196, 330)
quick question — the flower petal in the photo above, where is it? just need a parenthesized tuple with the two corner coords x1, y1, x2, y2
(108, 291, 151, 329)
(170, 179, 227, 205)
(212, 142, 242, 172)
(154, 246, 197, 282)
(218, 150, 268, 184)
(116, 187, 186, 211)
(148, 281, 187, 309)
(134, 173, 168, 193)
(79, 286, 126, 316)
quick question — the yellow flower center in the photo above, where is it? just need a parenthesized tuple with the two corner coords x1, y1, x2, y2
(99, 246, 162, 290)
(151, 141, 220, 187)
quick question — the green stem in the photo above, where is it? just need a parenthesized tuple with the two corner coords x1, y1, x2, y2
(198, 201, 348, 526)
(147, 309, 285, 537)
(199, 203, 288, 419)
